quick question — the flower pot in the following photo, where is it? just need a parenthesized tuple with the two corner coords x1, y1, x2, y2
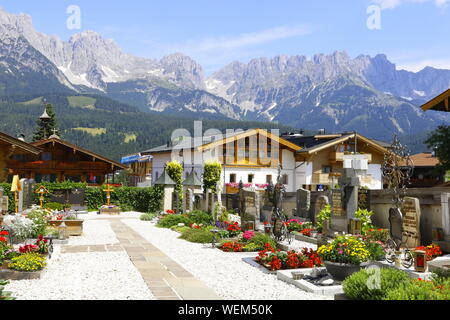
(323, 261, 368, 282)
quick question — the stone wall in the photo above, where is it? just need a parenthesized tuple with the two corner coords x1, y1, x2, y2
(369, 188, 450, 245)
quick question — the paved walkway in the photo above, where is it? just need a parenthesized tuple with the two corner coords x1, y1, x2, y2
(62, 219, 221, 300)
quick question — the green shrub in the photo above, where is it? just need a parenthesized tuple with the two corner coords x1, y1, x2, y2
(248, 233, 277, 249)
(0, 280, 15, 300)
(316, 205, 331, 232)
(157, 215, 192, 228)
(343, 267, 410, 300)
(365, 241, 386, 261)
(8, 253, 46, 272)
(203, 162, 222, 192)
(187, 210, 212, 225)
(43, 202, 65, 211)
(179, 228, 214, 243)
(44, 226, 60, 238)
(355, 208, 375, 235)
(165, 161, 183, 207)
(243, 243, 262, 252)
(385, 278, 450, 300)
(171, 226, 191, 234)
(140, 213, 156, 221)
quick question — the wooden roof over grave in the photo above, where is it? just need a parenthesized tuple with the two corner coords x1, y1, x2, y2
(183, 170, 202, 187)
(31, 137, 127, 171)
(0, 131, 41, 155)
(421, 88, 450, 112)
(154, 170, 176, 186)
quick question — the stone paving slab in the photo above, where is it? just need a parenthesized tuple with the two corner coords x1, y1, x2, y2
(109, 220, 222, 301)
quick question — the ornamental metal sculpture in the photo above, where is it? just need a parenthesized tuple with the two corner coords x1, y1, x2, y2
(381, 134, 414, 208)
(382, 135, 415, 266)
(271, 166, 292, 244)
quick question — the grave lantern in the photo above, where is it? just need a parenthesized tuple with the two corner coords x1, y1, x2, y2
(414, 250, 427, 272)
(154, 170, 176, 213)
(58, 221, 68, 240)
(211, 228, 220, 248)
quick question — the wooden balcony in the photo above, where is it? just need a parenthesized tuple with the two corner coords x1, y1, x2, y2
(312, 173, 331, 185)
(329, 152, 372, 163)
(7, 160, 111, 172)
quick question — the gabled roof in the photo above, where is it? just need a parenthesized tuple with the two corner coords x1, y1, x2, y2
(421, 88, 450, 112)
(295, 133, 389, 155)
(31, 137, 127, 170)
(0, 132, 41, 155)
(403, 153, 440, 167)
(142, 129, 302, 155)
(183, 170, 202, 187)
(154, 170, 176, 186)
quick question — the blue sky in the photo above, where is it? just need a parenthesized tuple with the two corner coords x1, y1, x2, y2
(2, 0, 450, 74)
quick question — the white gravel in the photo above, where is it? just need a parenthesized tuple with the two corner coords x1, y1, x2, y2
(5, 248, 154, 300)
(68, 219, 119, 246)
(123, 219, 332, 300)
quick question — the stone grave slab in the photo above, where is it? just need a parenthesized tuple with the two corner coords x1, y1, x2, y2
(401, 197, 421, 248)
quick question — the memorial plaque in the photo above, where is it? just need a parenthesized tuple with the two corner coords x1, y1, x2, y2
(401, 197, 421, 248)
(358, 189, 370, 211)
(331, 190, 344, 217)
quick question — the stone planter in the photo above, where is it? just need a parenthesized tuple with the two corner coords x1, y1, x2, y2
(0, 268, 43, 280)
(100, 207, 121, 215)
(48, 220, 84, 236)
(323, 261, 368, 282)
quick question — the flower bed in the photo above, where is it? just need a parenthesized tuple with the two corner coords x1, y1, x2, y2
(218, 232, 277, 253)
(255, 244, 322, 271)
(415, 244, 442, 261)
(0, 234, 48, 280)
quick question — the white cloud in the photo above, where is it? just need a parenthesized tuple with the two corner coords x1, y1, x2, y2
(372, 0, 449, 9)
(180, 25, 312, 54)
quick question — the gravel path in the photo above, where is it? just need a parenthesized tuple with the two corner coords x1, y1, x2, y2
(6, 249, 154, 300)
(67, 219, 119, 246)
(123, 219, 332, 300)
(5, 217, 154, 300)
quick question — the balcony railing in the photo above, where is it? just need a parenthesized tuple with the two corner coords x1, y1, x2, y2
(7, 160, 110, 171)
(329, 152, 372, 163)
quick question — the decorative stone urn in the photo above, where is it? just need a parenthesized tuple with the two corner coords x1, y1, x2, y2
(323, 261, 369, 282)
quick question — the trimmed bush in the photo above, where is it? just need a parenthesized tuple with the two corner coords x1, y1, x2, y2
(140, 213, 156, 221)
(203, 162, 222, 192)
(385, 278, 450, 300)
(343, 267, 410, 300)
(0, 182, 163, 214)
(179, 228, 214, 243)
(157, 215, 192, 229)
(187, 210, 212, 225)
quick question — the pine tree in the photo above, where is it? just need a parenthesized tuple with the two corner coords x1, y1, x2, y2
(32, 103, 60, 141)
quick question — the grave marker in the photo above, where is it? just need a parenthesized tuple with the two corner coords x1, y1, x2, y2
(296, 188, 311, 218)
(314, 195, 329, 224)
(401, 197, 421, 248)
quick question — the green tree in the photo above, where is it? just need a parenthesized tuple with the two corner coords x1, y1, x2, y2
(425, 125, 450, 174)
(32, 103, 60, 141)
(165, 161, 184, 208)
(203, 161, 222, 193)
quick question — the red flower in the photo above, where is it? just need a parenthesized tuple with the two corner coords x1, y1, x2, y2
(0, 231, 8, 236)
(0, 237, 6, 243)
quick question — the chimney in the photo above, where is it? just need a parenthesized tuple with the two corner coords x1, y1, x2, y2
(318, 129, 325, 135)
(17, 133, 25, 142)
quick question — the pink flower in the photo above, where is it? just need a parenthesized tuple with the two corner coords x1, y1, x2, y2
(243, 231, 255, 241)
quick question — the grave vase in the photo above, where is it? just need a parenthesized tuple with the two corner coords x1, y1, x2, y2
(323, 261, 369, 282)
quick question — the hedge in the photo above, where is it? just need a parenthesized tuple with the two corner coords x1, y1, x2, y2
(0, 182, 164, 213)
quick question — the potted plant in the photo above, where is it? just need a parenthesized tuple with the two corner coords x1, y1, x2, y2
(317, 235, 371, 281)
